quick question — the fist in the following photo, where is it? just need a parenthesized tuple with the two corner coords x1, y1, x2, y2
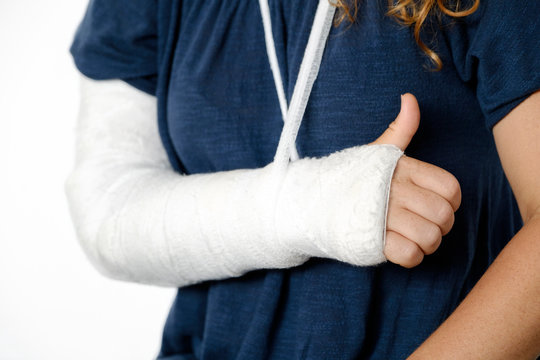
(371, 94, 462, 268)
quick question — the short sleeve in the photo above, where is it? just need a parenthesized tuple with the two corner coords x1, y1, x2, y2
(441, 0, 540, 130)
(69, 0, 158, 95)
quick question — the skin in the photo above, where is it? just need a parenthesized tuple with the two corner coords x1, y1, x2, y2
(405, 90, 540, 359)
(379, 91, 540, 358)
(371, 93, 462, 268)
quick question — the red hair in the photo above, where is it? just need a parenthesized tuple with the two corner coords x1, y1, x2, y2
(331, 0, 480, 70)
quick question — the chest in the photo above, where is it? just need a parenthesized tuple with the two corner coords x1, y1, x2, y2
(165, 0, 493, 177)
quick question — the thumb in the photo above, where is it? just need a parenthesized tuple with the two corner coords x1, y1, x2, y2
(370, 93, 420, 151)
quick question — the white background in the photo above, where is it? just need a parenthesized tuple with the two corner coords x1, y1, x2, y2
(0, 1, 176, 359)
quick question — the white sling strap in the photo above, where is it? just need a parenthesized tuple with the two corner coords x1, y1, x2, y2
(259, 0, 336, 171)
(258, 0, 294, 158)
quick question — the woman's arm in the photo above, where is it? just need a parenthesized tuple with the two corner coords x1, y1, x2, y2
(64, 74, 407, 287)
(408, 90, 540, 359)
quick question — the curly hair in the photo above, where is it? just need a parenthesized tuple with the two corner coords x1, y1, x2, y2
(331, 0, 480, 70)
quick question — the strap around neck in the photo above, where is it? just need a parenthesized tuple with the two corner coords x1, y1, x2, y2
(259, 0, 336, 171)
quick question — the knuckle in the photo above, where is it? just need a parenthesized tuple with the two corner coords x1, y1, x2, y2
(383, 235, 394, 257)
(399, 155, 414, 167)
(389, 179, 403, 194)
(393, 160, 408, 180)
(436, 202, 454, 225)
(395, 156, 418, 181)
(441, 209, 455, 235)
(444, 175, 461, 202)
(423, 224, 442, 254)
(401, 243, 423, 267)
(427, 222, 442, 241)
(387, 120, 399, 132)
(386, 206, 397, 225)
(388, 181, 406, 206)
(424, 235, 442, 255)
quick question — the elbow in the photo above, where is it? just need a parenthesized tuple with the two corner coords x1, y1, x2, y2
(63, 166, 131, 282)
(64, 166, 186, 287)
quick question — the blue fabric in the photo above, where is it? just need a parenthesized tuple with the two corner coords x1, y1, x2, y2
(70, 1, 540, 359)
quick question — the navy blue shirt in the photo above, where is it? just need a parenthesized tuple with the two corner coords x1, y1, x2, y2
(70, 1, 540, 358)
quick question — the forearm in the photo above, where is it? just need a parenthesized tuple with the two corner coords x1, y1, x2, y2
(64, 75, 303, 287)
(64, 75, 403, 288)
(408, 211, 540, 359)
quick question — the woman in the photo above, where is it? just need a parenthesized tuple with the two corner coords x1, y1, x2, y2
(65, 0, 540, 358)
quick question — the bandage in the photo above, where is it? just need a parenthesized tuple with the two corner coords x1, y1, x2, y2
(65, 0, 403, 287)
(64, 75, 403, 287)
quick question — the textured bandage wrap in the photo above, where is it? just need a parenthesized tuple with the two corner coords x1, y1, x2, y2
(64, 75, 403, 287)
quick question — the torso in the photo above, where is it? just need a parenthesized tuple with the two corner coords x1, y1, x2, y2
(157, 1, 522, 358)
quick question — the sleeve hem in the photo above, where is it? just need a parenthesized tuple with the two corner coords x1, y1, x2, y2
(71, 54, 157, 96)
(485, 87, 540, 132)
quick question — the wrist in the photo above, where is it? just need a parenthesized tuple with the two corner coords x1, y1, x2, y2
(275, 144, 403, 266)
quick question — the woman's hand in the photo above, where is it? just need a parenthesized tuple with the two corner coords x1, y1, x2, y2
(372, 93, 462, 268)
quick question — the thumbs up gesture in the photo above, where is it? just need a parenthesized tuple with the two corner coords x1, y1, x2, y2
(372, 94, 462, 268)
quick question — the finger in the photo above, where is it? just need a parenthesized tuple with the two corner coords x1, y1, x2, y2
(384, 230, 424, 268)
(386, 207, 442, 255)
(390, 181, 455, 235)
(396, 156, 462, 212)
(370, 93, 420, 151)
